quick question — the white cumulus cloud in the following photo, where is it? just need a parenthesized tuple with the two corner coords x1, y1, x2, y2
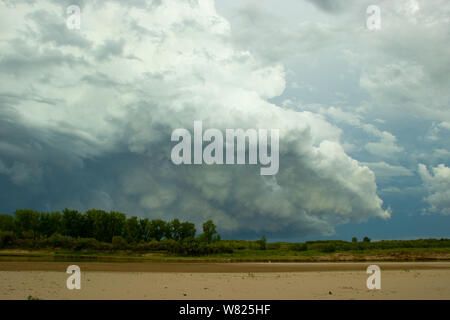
(418, 164, 450, 215)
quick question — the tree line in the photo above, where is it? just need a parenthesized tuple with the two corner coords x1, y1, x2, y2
(0, 209, 228, 255)
(1, 209, 449, 256)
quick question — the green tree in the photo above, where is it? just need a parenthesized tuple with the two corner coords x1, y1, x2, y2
(168, 218, 196, 241)
(149, 219, 167, 241)
(14, 209, 40, 239)
(167, 218, 182, 240)
(139, 218, 152, 242)
(179, 221, 196, 240)
(363, 236, 371, 243)
(258, 235, 267, 250)
(84, 209, 126, 242)
(200, 220, 219, 244)
(39, 211, 62, 237)
(107, 211, 127, 242)
(62, 209, 86, 238)
(85, 209, 108, 240)
(352, 237, 358, 243)
(0, 214, 15, 232)
(125, 216, 141, 243)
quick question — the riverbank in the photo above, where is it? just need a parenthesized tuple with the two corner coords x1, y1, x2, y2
(1, 261, 449, 300)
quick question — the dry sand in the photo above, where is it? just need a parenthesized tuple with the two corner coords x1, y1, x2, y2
(0, 262, 449, 300)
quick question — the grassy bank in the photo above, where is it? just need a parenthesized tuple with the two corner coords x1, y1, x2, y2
(1, 246, 450, 263)
(2, 209, 450, 263)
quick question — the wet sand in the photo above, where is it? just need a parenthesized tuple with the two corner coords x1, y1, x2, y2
(1, 262, 449, 299)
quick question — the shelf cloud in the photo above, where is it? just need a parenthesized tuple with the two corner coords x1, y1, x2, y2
(0, 0, 391, 237)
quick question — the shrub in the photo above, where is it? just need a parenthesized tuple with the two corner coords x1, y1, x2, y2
(21, 231, 35, 240)
(112, 236, 128, 250)
(134, 241, 154, 252)
(96, 241, 113, 251)
(228, 240, 247, 250)
(163, 239, 233, 256)
(0, 214, 15, 232)
(320, 244, 336, 253)
(257, 235, 267, 250)
(0, 231, 16, 248)
(47, 233, 76, 249)
(72, 238, 100, 251)
(289, 243, 307, 251)
(15, 238, 35, 249)
(363, 236, 371, 243)
(207, 242, 233, 254)
(267, 242, 281, 250)
(307, 242, 337, 253)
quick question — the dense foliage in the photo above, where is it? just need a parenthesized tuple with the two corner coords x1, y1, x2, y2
(0, 209, 227, 255)
(1, 209, 450, 256)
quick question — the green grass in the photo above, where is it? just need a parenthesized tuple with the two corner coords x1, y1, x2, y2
(2, 246, 449, 263)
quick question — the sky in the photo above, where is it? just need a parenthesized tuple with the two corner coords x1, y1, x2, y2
(0, 0, 449, 241)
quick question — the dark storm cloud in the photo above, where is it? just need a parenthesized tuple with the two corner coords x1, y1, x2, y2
(0, 0, 391, 238)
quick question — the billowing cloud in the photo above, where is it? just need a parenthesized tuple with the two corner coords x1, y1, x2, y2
(215, 0, 450, 238)
(418, 164, 450, 215)
(0, 0, 390, 237)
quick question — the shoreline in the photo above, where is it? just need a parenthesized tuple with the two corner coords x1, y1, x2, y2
(1, 248, 450, 265)
(1, 261, 450, 273)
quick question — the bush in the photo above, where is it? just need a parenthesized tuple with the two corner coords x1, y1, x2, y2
(227, 240, 247, 250)
(289, 243, 307, 251)
(307, 242, 337, 253)
(207, 242, 233, 254)
(134, 241, 153, 252)
(0, 214, 15, 232)
(319, 244, 336, 253)
(163, 239, 234, 256)
(15, 238, 35, 249)
(0, 231, 16, 248)
(267, 242, 281, 250)
(47, 233, 76, 249)
(95, 241, 113, 251)
(112, 236, 128, 250)
(257, 235, 267, 250)
(72, 238, 100, 251)
(21, 231, 35, 240)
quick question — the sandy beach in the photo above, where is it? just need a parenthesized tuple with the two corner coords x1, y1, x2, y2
(0, 262, 449, 300)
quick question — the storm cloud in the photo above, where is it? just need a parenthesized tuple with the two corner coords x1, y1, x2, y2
(1, 0, 394, 238)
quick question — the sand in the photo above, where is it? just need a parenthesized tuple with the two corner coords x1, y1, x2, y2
(1, 262, 449, 300)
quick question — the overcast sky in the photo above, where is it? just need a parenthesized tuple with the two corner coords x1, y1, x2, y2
(0, 0, 449, 240)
